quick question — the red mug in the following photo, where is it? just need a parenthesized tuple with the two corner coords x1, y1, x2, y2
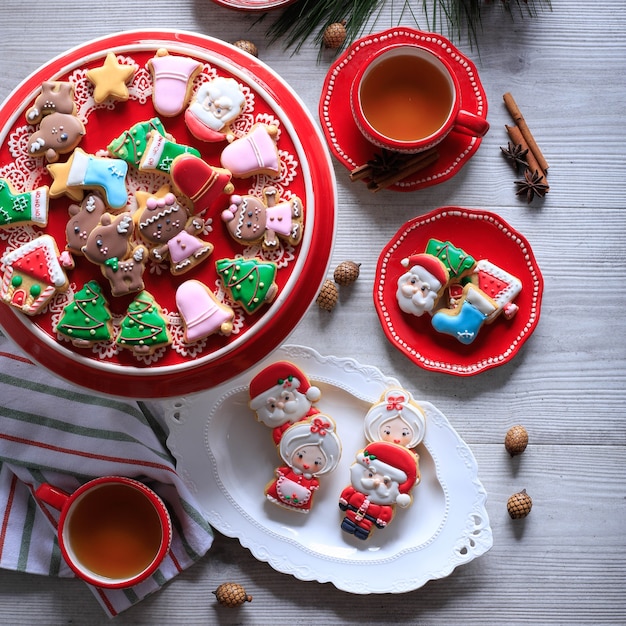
(350, 43, 489, 154)
(36, 476, 172, 589)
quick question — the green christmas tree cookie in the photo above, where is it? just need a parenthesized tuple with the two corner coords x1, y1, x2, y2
(56, 280, 112, 347)
(425, 238, 476, 281)
(116, 290, 171, 355)
(216, 257, 278, 314)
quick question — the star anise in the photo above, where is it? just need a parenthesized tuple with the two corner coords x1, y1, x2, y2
(500, 141, 529, 171)
(366, 149, 408, 178)
(515, 169, 549, 203)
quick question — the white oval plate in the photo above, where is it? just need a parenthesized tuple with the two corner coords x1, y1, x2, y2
(164, 345, 493, 593)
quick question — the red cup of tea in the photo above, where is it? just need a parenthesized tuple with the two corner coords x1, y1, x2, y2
(350, 43, 489, 154)
(36, 476, 172, 589)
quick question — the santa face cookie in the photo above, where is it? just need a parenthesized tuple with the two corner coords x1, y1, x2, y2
(249, 361, 322, 446)
(396, 253, 449, 317)
(339, 441, 419, 541)
(265, 415, 341, 514)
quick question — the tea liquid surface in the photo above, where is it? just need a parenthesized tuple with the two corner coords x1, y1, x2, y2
(68, 483, 162, 579)
(360, 54, 453, 141)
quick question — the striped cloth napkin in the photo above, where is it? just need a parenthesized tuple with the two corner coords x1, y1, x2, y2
(0, 333, 214, 617)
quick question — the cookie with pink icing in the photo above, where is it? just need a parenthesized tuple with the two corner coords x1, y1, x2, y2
(0, 234, 69, 316)
(185, 76, 246, 143)
(220, 123, 280, 178)
(222, 186, 303, 250)
(148, 48, 202, 117)
(175, 279, 235, 343)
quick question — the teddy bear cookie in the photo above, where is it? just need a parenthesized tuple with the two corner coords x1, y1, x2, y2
(339, 441, 419, 541)
(222, 186, 303, 250)
(135, 189, 213, 275)
(0, 234, 69, 316)
(265, 415, 341, 513)
(185, 76, 246, 143)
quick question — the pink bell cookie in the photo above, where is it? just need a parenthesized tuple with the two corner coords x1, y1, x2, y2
(220, 123, 281, 178)
(185, 76, 246, 143)
(175, 279, 235, 343)
(222, 186, 303, 250)
(148, 48, 202, 117)
(135, 191, 213, 275)
(170, 153, 234, 214)
(0, 234, 69, 316)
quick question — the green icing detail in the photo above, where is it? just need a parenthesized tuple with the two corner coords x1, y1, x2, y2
(216, 258, 277, 314)
(425, 238, 476, 279)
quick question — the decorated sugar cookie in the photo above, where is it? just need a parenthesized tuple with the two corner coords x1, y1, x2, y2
(27, 112, 85, 164)
(185, 76, 246, 143)
(64, 193, 107, 259)
(25, 81, 76, 124)
(249, 361, 321, 446)
(86, 52, 135, 104)
(148, 48, 202, 117)
(425, 238, 476, 282)
(65, 148, 129, 210)
(175, 279, 235, 343)
(116, 290, 171, 355)
(220, 123, 280, 178)
(136, 190, 213, 275)
(265, 415, 341, 514)
(363, 387, 426, 452)
(46, 159, 84, 202)
(339, 441, 419, 541)
(0, 178, 48, 229)
(81, 212, 147, 297)
(396, 253, 449, 317)
(216, 257, 278, 314)
(0, 234, 69, 316)
(107, 118, 168, 167)
(138, 130, 201, 177)
(56, 280, 113, 347)
(222, 186, 303, 250)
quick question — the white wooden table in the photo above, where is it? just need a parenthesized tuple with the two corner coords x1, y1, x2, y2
(1, 1, 625, 624)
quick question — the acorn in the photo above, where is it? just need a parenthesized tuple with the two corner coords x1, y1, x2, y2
(507, 489, 533, 519)
(213, 582, 252, 607)
(316, 279, 339, 311)
(504, 425, 529, 456)
(232, 40, 258, 57)
(322, 21, 347, 49)
(333, 260, 361, 286)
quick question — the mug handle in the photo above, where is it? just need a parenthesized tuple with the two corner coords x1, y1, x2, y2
(35, 483, 71, 511)
(453, 110, 490, 138)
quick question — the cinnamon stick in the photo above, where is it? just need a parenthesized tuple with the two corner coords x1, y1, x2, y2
(505, 125, 545, 180)
(503, 92, 549, 172)
(368, 150, 439, 192)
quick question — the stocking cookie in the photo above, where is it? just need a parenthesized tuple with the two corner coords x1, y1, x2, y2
(81, 213, 147, 297)
(216, 257, 278, 314)
(107, 118, 167, 167)
(148, 48, 202, 117)
(0, 234, 69, 316)
(185, 76, 246, 142)
(265, 415, 341, 514)
(136, 191, 213, 275)
(138, 131, 201, 177)
(175, 279, 235, 343)
(222, 186, 303, 250)
(220, 123, 280, 178)
(116, 291, 171, 355)
(0, 178, 48, 229)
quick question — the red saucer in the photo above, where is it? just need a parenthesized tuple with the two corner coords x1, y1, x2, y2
(319, 28, 488, 191)
(374, 208, 544, 375)
(210, 0, 295, 9)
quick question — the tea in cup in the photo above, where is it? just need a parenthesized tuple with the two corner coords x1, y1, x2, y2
(36, 476, 172, 588)
(350, 44, 489, 153)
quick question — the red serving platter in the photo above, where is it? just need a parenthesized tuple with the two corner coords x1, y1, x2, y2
(0, 30, 336, 398)
(210, 0, 295, 9)
(374, 207, 543, 375)
(319, 27, 488, 191)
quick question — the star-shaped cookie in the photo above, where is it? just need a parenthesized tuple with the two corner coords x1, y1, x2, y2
(46, 155, 84, 202)
(86, 52, 135, 104)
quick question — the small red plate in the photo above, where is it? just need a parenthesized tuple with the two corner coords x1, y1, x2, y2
(210, 0, 295, 9)
(374, 207, 543, 375)
(319, 27, 488, 191)
(0, 30, 336, 398)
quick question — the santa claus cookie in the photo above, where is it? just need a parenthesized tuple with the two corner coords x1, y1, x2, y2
(185, 76, 246, 143)
(363, 387, 426, 452)
(339, 441, 419, 541)
(265, 415, 341, 514)
(396, 253, 449, 317)
(222, 186, 303, 250)
(249, 361, 321, 446)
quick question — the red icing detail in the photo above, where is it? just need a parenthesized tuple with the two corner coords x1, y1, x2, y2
(477, 269, 508, 298)
(12, 248, 52, 283)
(11, 289, 26, 306)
